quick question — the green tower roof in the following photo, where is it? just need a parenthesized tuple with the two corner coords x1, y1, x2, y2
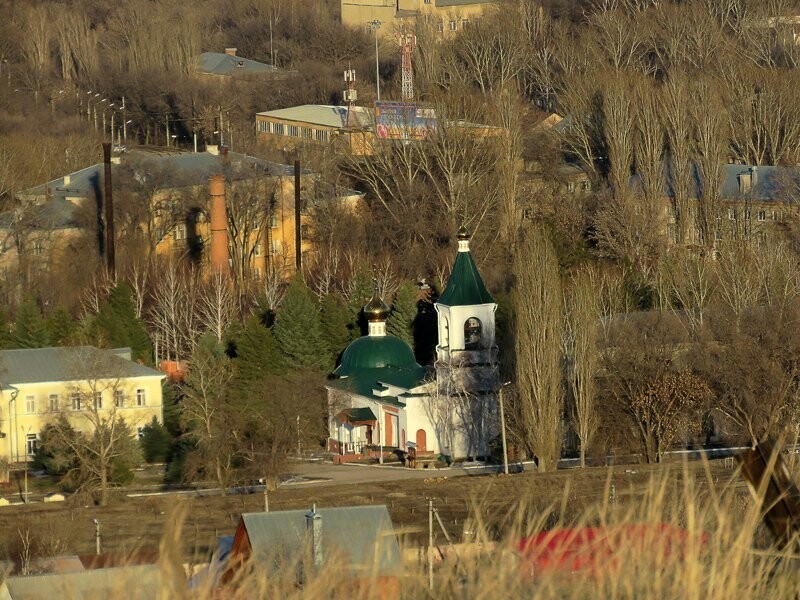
(438, 248, 494, 306)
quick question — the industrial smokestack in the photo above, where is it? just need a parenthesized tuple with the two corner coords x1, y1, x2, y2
(102, 142, 116, 279)
(209, 174, 229, 275)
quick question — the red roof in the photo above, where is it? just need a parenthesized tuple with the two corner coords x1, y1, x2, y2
(516, 524, 707, 576)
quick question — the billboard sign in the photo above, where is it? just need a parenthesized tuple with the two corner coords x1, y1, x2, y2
(374, 102, 437, 140)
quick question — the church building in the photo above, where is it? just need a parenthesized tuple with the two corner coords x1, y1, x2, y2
(326, 229, 499, 460)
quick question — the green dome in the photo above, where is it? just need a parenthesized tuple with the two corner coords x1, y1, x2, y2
(335, 335, 419, 375)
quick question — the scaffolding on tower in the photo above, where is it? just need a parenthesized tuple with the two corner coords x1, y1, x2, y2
(343, 66, 358, 127)
(398, 31, 416, 101)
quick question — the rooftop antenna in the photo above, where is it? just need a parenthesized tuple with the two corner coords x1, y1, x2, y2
(398, 31, 416, 101)
(344, 65, 358, 127)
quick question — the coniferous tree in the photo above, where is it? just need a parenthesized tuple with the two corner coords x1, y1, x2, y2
(346, 270, 374, 340)
(387, 281, 418, 347)
(0, 310, 12, 349)
(230, 315, 285, 404)
(46, 306, 77, 345)
(274, 277, 330, 371)
(10, 301, 50, 348)
(91, 283, 153, 363)
(321, 292, 352, 365)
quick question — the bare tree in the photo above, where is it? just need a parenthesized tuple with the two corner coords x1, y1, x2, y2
(197, 271, 237, 343)
(512, 227, 564, 471)
(564, 267, 600, 467)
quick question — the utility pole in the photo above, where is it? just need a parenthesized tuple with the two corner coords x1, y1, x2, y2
(294, 159, 302, 272)
(165, 115, 170, 147)
(263, 483, 269, 512)
(218, 106, 224, 146)
(428, 499, 434, 590)
(368, 20, 382, 101)
(499, 382, 510, 475)
(122, 97, 127, 145)
(297, 414, 301, 457)
(94, 519, 101, 555)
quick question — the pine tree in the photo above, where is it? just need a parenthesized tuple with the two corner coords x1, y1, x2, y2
(0, 310, 12, 349)
(346, 269, 374, 340)
(46, 306, 77, 345)
(387, 281, 418, 346)
(10, 301, 50, 348)
(320, 293, 352, 365)
(234, 315, 286, 384)
(274, 277, 330, 371)
(91, 283, 153, 364)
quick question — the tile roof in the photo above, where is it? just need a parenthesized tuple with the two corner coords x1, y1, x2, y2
(256, 105, 373, 129)
(197, 52, 276, 76)
(0, 346, 163, 389)
(239, 505, 401, 577)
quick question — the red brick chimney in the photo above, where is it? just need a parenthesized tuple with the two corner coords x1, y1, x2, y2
(209, 174, 229, 275)
(225, 47, 237, 56)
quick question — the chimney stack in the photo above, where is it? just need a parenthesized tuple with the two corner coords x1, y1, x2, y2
(225, 47, 237, 56)
(102, 143, 116, 279)
(305, 505, 323, 569)
(751, 165, 758, 187)
(209, 174, 229, 275)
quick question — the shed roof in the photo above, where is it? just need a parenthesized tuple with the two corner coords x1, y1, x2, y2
(0, 565, 162, 599)
(0, 346, 162, 389)
(197, 52, 276, 76)
(256, 105, 373, 129)
(239, 505, 401, 577)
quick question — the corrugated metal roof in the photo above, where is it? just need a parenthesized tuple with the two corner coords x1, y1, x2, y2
(0, 346, 163, 388)
(438, 245, 494, 307)
(240, 505, 401, 577)
(256, 105, 373, 128)
(1, 565, 162, 599)
(197, 52, 276, 76)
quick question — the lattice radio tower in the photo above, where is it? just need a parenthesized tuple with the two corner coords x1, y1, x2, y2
(398, 32, 416, 101)
(343, 66, 358, 127)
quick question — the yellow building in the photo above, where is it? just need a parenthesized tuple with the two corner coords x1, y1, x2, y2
(341, 0, 496, 35)
(0, 346, 165, 465)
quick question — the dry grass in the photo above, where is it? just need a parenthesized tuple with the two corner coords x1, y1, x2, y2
(5, 459, 800, 598)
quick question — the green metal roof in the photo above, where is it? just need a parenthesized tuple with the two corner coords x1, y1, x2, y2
(438, 249, 494, 306)
(336, 335, 419, 374)
(240, 505, 401, 577)
(345, 407, 378, 423)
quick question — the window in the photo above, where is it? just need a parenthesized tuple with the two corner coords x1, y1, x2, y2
(437, 22, 444, 33)
(253, 267, 261, 280)
(136, 389, 146, 407)
(94, 391, 102, 410)
(114, 389, 124, 408)
(270, 214, 278, 228)
(174, 223, 187, 241)
(271, 239, 282, 255)
(580, 180, 592, 191)
(462, 18, 469, 28)
(442, 316, 449, 347)
(314, 129, 329, 143)
(424, 0, 431, 3)
(449, 20, 457, 31)
(758, 210, 766, 222)
(567, 181, 575, 193)
(252, 217, 259, 230)
(71, 392, 81, 411)
(24, 396, 35, 414)
(287, 125, 299, 137)
(728, 209, 736, 221)
(301, 127, 312, 139)
(33, 241, 42, 256)
(254, 243, 262, 257)
(257, 120, 268, 133)
(464, 317, 482, 350)
(772, 210, 780, 221)
(273, 122, 285, 135)
(26, 433, 37, 456)
(48, 394, 59, 412)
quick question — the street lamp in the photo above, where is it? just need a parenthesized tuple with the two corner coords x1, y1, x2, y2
(368, 19, 382, 102)
(499, 381, 512, 475)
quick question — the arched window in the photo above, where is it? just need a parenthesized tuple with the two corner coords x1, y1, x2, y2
(442, 316, 450, 347)
(464, 317, 482, 349)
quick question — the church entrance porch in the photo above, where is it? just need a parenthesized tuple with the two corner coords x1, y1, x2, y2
(332, 408, 377, 455)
